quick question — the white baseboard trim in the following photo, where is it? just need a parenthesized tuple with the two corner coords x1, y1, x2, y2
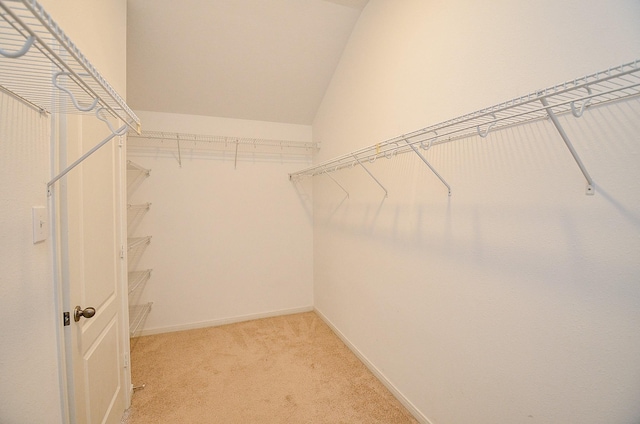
(314, 307, 433, 424)
(137, 305, 314, 336)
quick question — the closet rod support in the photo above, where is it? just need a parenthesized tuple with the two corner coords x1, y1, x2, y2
(0, 35, 34, 58)
(47, 123, 128, 195)
(405, 139, 451, 196)
(96, 107, 127, 136)
(352, 154, 388, 198)
(53, 71, 99, 112)
(540, 98, 594, 195)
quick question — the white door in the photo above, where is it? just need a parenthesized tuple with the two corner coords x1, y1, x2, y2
(57, 113, 129, 424)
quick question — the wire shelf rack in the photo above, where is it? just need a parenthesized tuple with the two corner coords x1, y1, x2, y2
(129, 131, 316, 151)
(0, 0, 140, 132)
(127, 236, 151, 251)
(129, 131, 317, 167)
(127, 202, 151, 231)
(129, 302, 152, 338)
(128, 269, 152, 295)
(289, 60, 640, 182)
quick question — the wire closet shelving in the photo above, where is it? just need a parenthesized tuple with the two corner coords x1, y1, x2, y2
(0, 0, 141, 192)
(128, 131, 317, 168)
(128, 303, 153, 338)
(290, 60, 640, 196)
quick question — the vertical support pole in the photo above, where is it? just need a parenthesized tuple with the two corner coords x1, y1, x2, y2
(352, 155, 388, 197)
(404, 139, 451, 196)
(540, 98, 595, 195)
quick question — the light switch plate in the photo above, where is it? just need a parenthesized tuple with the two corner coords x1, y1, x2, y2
(32, 206, 47, 243)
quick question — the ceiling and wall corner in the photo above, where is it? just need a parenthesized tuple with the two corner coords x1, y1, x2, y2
(126, 0, 369, 125)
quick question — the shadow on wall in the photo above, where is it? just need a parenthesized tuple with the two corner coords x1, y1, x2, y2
(307, 97, 640, 300)
(291, 177, 314, 224)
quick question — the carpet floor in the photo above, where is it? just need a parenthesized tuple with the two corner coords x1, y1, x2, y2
(124, 311, 418, 423)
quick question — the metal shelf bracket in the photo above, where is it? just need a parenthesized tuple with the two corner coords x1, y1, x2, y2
(323, 169, 350, 198)
(177, 134, 183, 168)
(540, 98, 595, 195)
(404, 138, 451, 196)
(477, 113, 497, 138)
(353, 154, 388, 198)
(570, 87, 592, 118)
(47, 123, 130, 195)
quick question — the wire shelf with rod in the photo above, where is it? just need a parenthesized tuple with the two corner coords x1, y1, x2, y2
(290, 59, 640, 196)
(0, 0, 140, 131)
(129, 131, 317, 168)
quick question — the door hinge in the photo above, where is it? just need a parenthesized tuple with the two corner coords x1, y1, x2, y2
(124, 352, 130, 369)
(63, 312, 70, 326)
(120, 245, 125, 259)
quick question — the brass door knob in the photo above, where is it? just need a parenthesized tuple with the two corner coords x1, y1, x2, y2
(74, 306, 96, 322)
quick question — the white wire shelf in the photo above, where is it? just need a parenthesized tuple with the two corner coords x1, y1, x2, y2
(127, 203, 151, 235)
(0, 0, 140, 132)
(129, 131, 317, 151)
(289, 60, 640, 191)
(128, 269, 152, 295)
(127, 236, 151, 251)
(129, 302, 153, 337)
(128, 131, 316, 168)
(126, 160, 150, 175)
(127, 202, 151, 212)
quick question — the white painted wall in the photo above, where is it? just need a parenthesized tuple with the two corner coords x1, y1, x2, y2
(127, 111, 314, 334)
(0, 94, 60, 424)
(0, 1, 127, 423)
(312, 1, 640, 423)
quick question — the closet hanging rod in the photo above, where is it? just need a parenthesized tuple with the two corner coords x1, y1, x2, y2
(0, 0, 140, 132)
(129, 131, 317, 151)
(289, 59, 640, 180)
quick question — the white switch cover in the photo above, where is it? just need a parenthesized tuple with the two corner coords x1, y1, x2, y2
(32, 206, 48, 243)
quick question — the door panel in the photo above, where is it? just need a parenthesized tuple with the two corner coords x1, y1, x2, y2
(60, 113, 127, 424)
(85, 316, 120, 424)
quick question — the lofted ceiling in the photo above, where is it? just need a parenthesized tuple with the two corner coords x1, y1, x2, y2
(126, 0, 369, 125)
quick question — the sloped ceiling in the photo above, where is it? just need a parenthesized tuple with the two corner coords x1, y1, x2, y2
(127, 0, 368, 125)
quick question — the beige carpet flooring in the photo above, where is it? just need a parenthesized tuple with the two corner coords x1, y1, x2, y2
(124, 311, 418, 423)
